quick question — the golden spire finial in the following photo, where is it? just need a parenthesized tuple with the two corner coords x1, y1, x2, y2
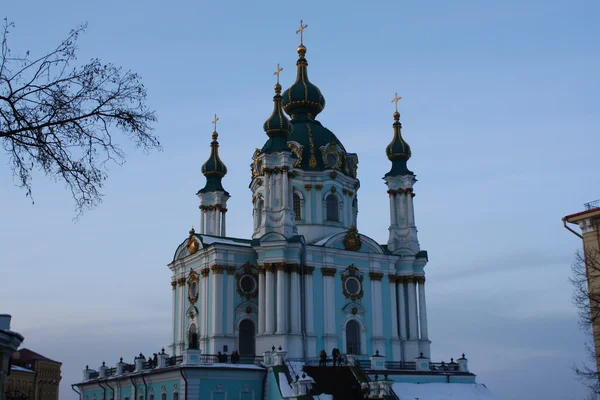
(212, 113, 219, 132)
(296, 20, 308, 45)
(274, 63, 283, 84)
(391, 93, 402, 113)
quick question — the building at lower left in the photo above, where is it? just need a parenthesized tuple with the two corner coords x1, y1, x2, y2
(7, 348, 62, 400)
(0, 315, 24, 400)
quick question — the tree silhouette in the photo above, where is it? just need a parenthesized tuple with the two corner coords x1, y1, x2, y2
(0, 19, 159, 213)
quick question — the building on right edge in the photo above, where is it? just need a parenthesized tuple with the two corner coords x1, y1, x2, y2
(564, 200, 600, 377)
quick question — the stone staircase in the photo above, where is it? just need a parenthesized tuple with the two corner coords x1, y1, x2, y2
(303, 366, 365, 400)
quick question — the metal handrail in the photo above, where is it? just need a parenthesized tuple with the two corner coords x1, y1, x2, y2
(584, 199, 600, 210)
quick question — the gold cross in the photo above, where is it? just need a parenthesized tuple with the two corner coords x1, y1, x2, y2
(212, 113, 219, 132)
(391, 92, 402, 112)
(274, 63, 283, 84)
(296, 20, 308, 45)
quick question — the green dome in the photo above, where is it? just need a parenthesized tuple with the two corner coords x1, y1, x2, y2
(282, 45, 326, 118)
(198, 132, 228, 194)
(261, 84, 292, 154)
(288, 115, 354, 176)
(385, 111, 413, 177)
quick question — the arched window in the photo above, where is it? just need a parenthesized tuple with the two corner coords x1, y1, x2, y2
(346, 320, 361, 354)
(293, 193, 302, 221)
(173, 393, 179, 400)
(161, 394, 166, 400)
(326, 194, 339, 222)
(188, 324, 198, 349)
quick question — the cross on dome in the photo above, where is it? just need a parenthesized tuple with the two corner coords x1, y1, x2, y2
(296, 20, 308, 45)
(212, 113, 219, 133)
(274, 63, 283, 84)
(391, 92, 402, 113)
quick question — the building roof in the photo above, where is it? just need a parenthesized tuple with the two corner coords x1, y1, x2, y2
(564, 207, 600, 222)
(14, 348, 61, 364)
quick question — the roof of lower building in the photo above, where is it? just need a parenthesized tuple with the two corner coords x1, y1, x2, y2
(14, 348, 61, 364)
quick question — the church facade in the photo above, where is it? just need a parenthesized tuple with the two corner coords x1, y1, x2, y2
(170, 39, 429, 363)
(74, 26, 498, 400)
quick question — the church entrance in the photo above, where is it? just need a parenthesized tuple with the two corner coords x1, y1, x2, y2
(238, 319, 256, 356)
(346, 320, 361, 354)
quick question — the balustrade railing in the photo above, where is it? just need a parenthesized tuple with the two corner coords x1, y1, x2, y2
(584, 199, 600, 210)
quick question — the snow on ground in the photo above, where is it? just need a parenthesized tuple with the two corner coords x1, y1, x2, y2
(278, 373, 294, 397)
(316, 395, 333, 400)
(393, 383, 500, 400)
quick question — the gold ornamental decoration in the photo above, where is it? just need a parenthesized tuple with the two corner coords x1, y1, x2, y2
(343, 226, 361, 251)
(341, 264, 364, 301)
(187, 269, 200, 304)
(187, 228, 199, 255)
(235, 262, 259, 300)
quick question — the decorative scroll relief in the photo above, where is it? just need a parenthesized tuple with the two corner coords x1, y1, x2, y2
(235, 262, 258, 300)
(342, 264, 364, 301)
(251, 149, 263, 178)
(188, 269, 200, 304)
(320, 141, 344, 170)
(288, 141, 304, 167)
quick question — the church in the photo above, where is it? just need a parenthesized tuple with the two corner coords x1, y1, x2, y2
(74, 23, 498, 400)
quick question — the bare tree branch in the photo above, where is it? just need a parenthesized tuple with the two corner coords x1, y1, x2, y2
(570, 248, 600, 395)
(0, 18, 159, 214)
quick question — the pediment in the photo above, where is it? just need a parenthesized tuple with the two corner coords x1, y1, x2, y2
(320, 231, 384, 254)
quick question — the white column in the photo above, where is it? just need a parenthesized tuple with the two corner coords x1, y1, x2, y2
(221, 211, 226, 237)
(345, 195, 351, 226)
(276, 265, 287, 334)
(407, 192, 415, 226)
(397, 279, 407, 340)
(322, 270, 336, 335)
(211, 268, 223, 336)
(226, 270, 235, 335)
(265, 173, 271, 209)
(178, 277, 185, 352)
(290, 268, 300, 334)
(200, 210, 205, 234)
(389, 276, 398, 339)
(171, 280, 177, 352)
(315, 188, 322, 222)
(213, 211, 219, 236)
(201, 270, 209, 338)
(407, 278, 418, 340)
(305, 269, 315, 334)
(396, 193, 404, 226)
(305, 187, 312, 223)
(371, 276, 383, 337)
(258, 269, 266, 334)
(418, 279, 429, 340)
(265, 266, 275, 334)
(282, 171, 288, 209)
(388, 192, 396, 226)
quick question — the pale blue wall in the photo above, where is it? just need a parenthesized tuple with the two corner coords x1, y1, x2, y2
(312, 270, 324, 353)
(196, 373, 264, 399)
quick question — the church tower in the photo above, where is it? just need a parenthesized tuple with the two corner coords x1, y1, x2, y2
(250, 70, 297, 239)
(384, 97, 430, 359)
(385, 97, 420, 254)
(197, 118, 229, 237)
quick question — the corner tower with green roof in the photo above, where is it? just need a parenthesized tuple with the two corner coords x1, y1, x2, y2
(197, 123, 230, 237)
(384, 102, 421, 254)
(250, 72, 298, 239)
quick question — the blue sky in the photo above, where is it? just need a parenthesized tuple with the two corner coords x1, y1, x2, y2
(1, 0, 599, 399)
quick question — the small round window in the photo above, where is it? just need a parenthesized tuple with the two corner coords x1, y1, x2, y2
(240, 275, 257, 294)
(345, 277, 361, 295)
(326, 153, 338, 167)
